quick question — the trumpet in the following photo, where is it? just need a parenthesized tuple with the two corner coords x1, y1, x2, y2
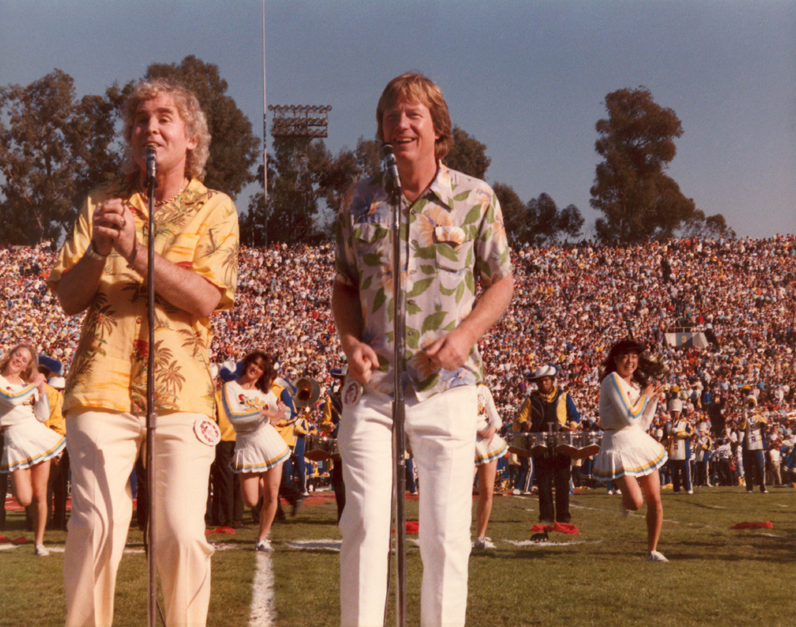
(293, 377, 320, 409)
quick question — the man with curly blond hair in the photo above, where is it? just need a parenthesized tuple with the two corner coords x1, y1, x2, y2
(49, 78, 238, 627)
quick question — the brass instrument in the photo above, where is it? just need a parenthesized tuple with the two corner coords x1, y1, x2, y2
(292, 377, 320, 409)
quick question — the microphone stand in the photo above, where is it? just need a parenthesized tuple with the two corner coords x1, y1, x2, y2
(383, 146, 407, 627)
(144, 148, 161, 627)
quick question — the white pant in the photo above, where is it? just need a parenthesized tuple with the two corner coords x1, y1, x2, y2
(338, 386, 477, 627)
(64, 411, 215, 627)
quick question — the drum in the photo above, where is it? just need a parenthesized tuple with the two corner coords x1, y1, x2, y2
(577, 432, 602, 459)
(554, 431, 602, 460)
(507, 433, 548, 459)
(304, 435, 339, 462)
(554, 431, 579, 458)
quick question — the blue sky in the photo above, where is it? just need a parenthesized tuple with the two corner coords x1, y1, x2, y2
(2, 0, 794, 238)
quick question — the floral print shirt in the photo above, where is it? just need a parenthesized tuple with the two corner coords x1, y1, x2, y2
(48, 178, 239, 418)
(335, 164, 512, 401)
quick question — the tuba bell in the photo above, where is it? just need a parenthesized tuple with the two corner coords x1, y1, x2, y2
(293, 377, 320, 409)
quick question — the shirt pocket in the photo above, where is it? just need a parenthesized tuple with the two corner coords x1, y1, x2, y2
(355, 221, 391, 270)
(434, 226, 474, 292)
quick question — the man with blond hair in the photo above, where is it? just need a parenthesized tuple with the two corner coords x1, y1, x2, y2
(332, 72, 513, 627)
(50, 78, 238, 627)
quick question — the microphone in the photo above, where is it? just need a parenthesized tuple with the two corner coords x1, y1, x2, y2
(145, 146, 157, 187)
(382, 144, 402, 200)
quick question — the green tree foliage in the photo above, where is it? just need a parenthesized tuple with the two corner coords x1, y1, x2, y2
(0, 70, 120, 244)
(494, 183, 528, 244)
(0, 59, 258, 246)
(590, 86, 733, 242)
(242, 136, 382, 246)
(496, 185, 583, 246)
(243, 138, 333, 246)
(681, 211, 736, 240)
(145, 55, 258, 199)
(444, 126, 491, 179)
(242, 124, 494, 246)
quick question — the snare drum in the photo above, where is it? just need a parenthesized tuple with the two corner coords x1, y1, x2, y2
(554, 431, 579, 458)
(553, 432, 603, 460)
(576, 432, 602, 460)
(507, 433, 549, 458)
(304, 435, 340, 462)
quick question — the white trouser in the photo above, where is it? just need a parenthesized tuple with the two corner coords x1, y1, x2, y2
(338, 386, 477, 627)
(64, 411, 215, 627)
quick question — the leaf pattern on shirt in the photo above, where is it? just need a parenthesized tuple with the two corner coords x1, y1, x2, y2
(65, 293, 118, 397)
(50, 178, 239, 417)
(335, 165, 512, 401)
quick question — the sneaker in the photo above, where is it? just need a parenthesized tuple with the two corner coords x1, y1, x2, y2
(761, 489, 769, 494)
(606, 490, 613, 495)
(647, 550, 669, 562)
(473, 537, 495, 550)
(34, 543, 49, 557)
(255, 539, 273, 553)
(687, 490, 693, 495)
(620, 502, 632, 518)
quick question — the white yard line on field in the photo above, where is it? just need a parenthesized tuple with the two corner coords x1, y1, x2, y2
(248, 551, 276, 627)
(285, 539, 341, 551)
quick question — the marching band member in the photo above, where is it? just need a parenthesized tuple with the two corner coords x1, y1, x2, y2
(516, 364, 581, 524)
(224, 351, 290, 552)
(694, 425, 713, 487)
(320, 367, 346, 521)
(667, 398, 695, 494)
(740, 396, 768, 494)
(593, 339, 668, 562)
(473, 383, 507, 550)
(270, 374, 304, 517)
(39, 357, 69, 531)
(212, 366, 244, 529)
(293, 406, 313, 496)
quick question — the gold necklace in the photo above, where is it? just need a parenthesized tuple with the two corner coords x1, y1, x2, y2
(142, 179, 189, 207)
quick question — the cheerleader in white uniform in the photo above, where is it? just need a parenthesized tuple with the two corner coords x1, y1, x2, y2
(594, 339, 668, 562)
(0, 344, 65, 556)
(223, 351, 290, 552)
(473, 384, 508, 550)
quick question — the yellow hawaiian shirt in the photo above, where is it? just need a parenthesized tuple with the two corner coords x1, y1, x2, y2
(47, 177, 239, 418)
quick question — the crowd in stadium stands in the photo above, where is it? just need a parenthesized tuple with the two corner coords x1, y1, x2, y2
(2, 235, 796, 489)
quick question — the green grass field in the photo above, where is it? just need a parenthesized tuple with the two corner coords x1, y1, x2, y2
(1, 486, 794, 626)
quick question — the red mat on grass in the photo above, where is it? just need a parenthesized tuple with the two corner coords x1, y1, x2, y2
(730, 521, 773, 530)
(530, 522, 580, 535)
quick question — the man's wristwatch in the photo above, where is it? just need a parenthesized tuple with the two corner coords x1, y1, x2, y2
(86, 241, 110, 261)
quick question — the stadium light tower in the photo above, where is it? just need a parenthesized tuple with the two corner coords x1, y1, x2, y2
(262, 104, 331, 245)
(268, 104, 332, 139)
